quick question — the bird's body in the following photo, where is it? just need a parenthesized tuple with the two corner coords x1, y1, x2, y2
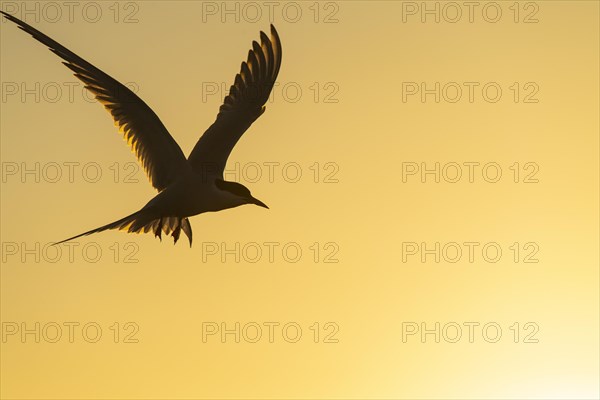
(143, 173, 266, 218)
(1, 12, 282, 246)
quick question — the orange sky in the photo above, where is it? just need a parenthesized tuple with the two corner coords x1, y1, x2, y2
(1, 1, 598, 398)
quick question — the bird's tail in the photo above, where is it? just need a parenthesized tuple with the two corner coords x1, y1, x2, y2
(52, 211, 193, 246)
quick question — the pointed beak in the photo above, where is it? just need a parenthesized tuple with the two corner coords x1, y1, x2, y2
(251, 197, 269, 209)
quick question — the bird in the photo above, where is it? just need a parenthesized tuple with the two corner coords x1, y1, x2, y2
(1, 12, 282, 247)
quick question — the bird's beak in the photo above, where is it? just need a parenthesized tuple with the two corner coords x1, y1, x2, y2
(251, 197, 269, 209)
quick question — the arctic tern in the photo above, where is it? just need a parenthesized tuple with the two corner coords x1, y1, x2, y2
(1, 12, 282, 246)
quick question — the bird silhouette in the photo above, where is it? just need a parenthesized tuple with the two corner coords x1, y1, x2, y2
(1, 12, 282, 247)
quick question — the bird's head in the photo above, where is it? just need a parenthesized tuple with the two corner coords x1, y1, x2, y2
(215, 179, 269, 209)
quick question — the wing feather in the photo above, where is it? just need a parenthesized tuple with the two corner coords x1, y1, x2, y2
(188, 25, 282, 176)
(1, 11, 189, 191)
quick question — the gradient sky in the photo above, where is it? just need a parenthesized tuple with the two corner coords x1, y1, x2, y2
(1, 1, 598, 399)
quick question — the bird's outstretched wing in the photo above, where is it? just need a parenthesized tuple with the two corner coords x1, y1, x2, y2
(188, 25, 282, 177)
(1, 11, 189, 191)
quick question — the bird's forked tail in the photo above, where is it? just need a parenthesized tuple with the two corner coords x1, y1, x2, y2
(52, 211, 193, 246)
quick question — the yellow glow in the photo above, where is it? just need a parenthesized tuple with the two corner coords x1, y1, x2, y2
(1, 1, 598, 398)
